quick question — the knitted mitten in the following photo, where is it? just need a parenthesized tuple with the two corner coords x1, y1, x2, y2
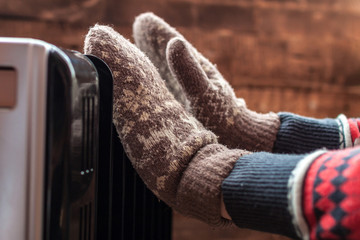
(133, 13, 190, 111)
(166, 38, 281, 152)
(133, 12, 358, 153)
(134, 13, 280, 152)
(222, 147, 360, 239)
(84, 25, 250, 226)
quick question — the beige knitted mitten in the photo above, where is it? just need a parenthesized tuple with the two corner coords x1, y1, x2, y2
(133, 13, 280, 151)
(84, 25, 250, 226)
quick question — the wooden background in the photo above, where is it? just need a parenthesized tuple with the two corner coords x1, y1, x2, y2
(2, 0, 360, 239)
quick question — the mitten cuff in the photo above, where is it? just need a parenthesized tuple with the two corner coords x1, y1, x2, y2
(177, 145, 250, 226)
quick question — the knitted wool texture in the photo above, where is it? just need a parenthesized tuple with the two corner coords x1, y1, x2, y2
(133, 13, 280, 151)
(84, 25, 249, 226)
(166, 38, 280, 151)
(222, 147, 360, 239)
(133, 13, 190, 111)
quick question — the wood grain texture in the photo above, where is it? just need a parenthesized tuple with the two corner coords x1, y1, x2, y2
(172, 211, 291, 240)
(1, 1, 360, 239)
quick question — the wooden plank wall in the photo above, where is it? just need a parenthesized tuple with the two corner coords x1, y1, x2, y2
(2, 0, 360, 118)
(1, 0, 360, 240)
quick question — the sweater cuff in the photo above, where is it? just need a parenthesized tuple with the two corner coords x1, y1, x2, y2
(222, 152, 306, 239)
(273, 113, 341, 154)
(223, 148, 360, 239)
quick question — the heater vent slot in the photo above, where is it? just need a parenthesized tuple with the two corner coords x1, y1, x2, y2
(79, 202, 92, 240)
(111, 125, 172, 240)
(81, 95, 95, 173)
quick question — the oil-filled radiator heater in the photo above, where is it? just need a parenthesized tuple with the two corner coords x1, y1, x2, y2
(0, 38, 171, 240)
